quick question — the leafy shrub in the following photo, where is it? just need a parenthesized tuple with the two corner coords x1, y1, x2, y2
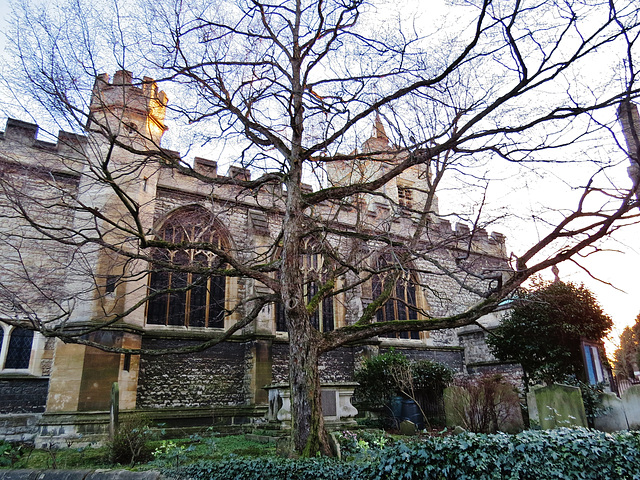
(335, 430, 392, 460)
(376, 428, 640, 480)
(412, 360, 455, 392)
(174, 429, 640, 480)
(354, 350, 409, 409)
(152, 432, 217, 469)
(445, 374, 522, 433)
(107, 415, 154, 466)
(174, 456, 375, 480)
(354, 350, 453, 410)
(580, 381, 610, 421)
(0, 441, 30, 467)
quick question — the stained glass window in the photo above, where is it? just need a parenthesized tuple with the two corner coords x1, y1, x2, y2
(147, 210, 227, 328)
(372, 255, 420, 340)
(4, 328, 34, 369)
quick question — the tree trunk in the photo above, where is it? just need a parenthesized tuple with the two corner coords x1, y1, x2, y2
(287, 320, 332, 456)
(280, 172, 332, 455)
(280, 8, 332, 454)
(280, 157, 332, 455)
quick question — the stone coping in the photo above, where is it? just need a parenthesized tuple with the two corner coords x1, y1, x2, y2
(0, 470, 164, 480)
(263, 382, 359, 390)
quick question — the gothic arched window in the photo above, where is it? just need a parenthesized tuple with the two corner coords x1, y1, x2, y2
(275, 241, 335, 333)
(147, 209, 227, 328)
(372, 255, 420, 340)
(0, 324, 34, 370)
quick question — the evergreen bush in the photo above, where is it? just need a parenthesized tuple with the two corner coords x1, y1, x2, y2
(354, 350, 453, 408)
(172, 428, 640, 480)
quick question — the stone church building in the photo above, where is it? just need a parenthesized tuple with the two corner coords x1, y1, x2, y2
(0, 71, 513, 443)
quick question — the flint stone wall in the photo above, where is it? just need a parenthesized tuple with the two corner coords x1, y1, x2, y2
(136, 338, 250, 408)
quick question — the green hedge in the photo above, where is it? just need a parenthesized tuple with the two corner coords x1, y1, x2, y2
(172, 457, 375, 479)
(171, 428, 640, 480)
(377, 428, 640, 479)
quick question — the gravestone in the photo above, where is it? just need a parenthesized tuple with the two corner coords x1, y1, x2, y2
(399, 420, 417, 436)
(593, 392, 628, 432)
(527, 384, 587, 429)
(621, 385, 640, 429)
(109, 382, 119, 440)
(443, 386, 466, 428)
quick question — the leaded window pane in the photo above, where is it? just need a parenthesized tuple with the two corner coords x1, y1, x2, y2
(322, 296, 334, 332)
(147, 269, 169, 324)
(147, 211, 227, 328)
(275, 302, 287, 332)
(168, 251, 189, 326)
(308, 282, 319, 330)
(5, 328, 33, 369)
(189, 253, 208, 327)
(209, 275, 226, 328)
(373, 256, 420, 340)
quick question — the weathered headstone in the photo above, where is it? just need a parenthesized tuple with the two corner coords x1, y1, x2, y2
(621, 385, 640, 429)
(443, 386, 466, 428)
(399, 420, 417, 436)
(527, 384, 587, 429)
(593, 392, 628, 432)
(109, 382, 119, 440)
(494, 383, 524, 433)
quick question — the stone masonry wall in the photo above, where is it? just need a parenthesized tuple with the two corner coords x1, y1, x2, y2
(271, 343, 356, 384)
(137, 338, 250, 408)
(380, 346, 465, 373)
(459, 330, 497, 365)
(0, 377, 49, 413)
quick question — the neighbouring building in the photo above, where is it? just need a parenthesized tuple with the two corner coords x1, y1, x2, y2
(0, 71, 514, 444)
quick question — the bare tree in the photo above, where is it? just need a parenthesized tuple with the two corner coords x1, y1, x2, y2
(1, 0, 639, 455)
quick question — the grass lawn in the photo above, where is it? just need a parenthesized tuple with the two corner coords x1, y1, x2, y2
(0, 434, 277, 470)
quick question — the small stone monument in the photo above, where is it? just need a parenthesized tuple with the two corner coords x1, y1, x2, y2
(399, 419, 417, 436)
(527, 384, 587, 429)
(109, 382, 119, 440)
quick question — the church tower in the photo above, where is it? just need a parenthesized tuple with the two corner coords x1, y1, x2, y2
(45, 72, 168, 416)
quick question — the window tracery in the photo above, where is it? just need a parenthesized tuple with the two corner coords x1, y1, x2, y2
(146, 209, 227, 328)
(275, 240, 335, 333)
(0, 324, 34, 370)
(372, 254, 421, 340)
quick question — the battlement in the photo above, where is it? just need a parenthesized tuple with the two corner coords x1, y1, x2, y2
(0, 87, 508, 261)
(88, 70, 168, 138)
(0, 118, 87, 153)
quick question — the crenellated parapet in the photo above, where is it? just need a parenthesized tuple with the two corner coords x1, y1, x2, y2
(429, 219, 507, 258)
(88, 70, 168, 143)
(158, 154, 508, 258)
(0, 113, 508, 260)
(0, 118, 87, 154)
